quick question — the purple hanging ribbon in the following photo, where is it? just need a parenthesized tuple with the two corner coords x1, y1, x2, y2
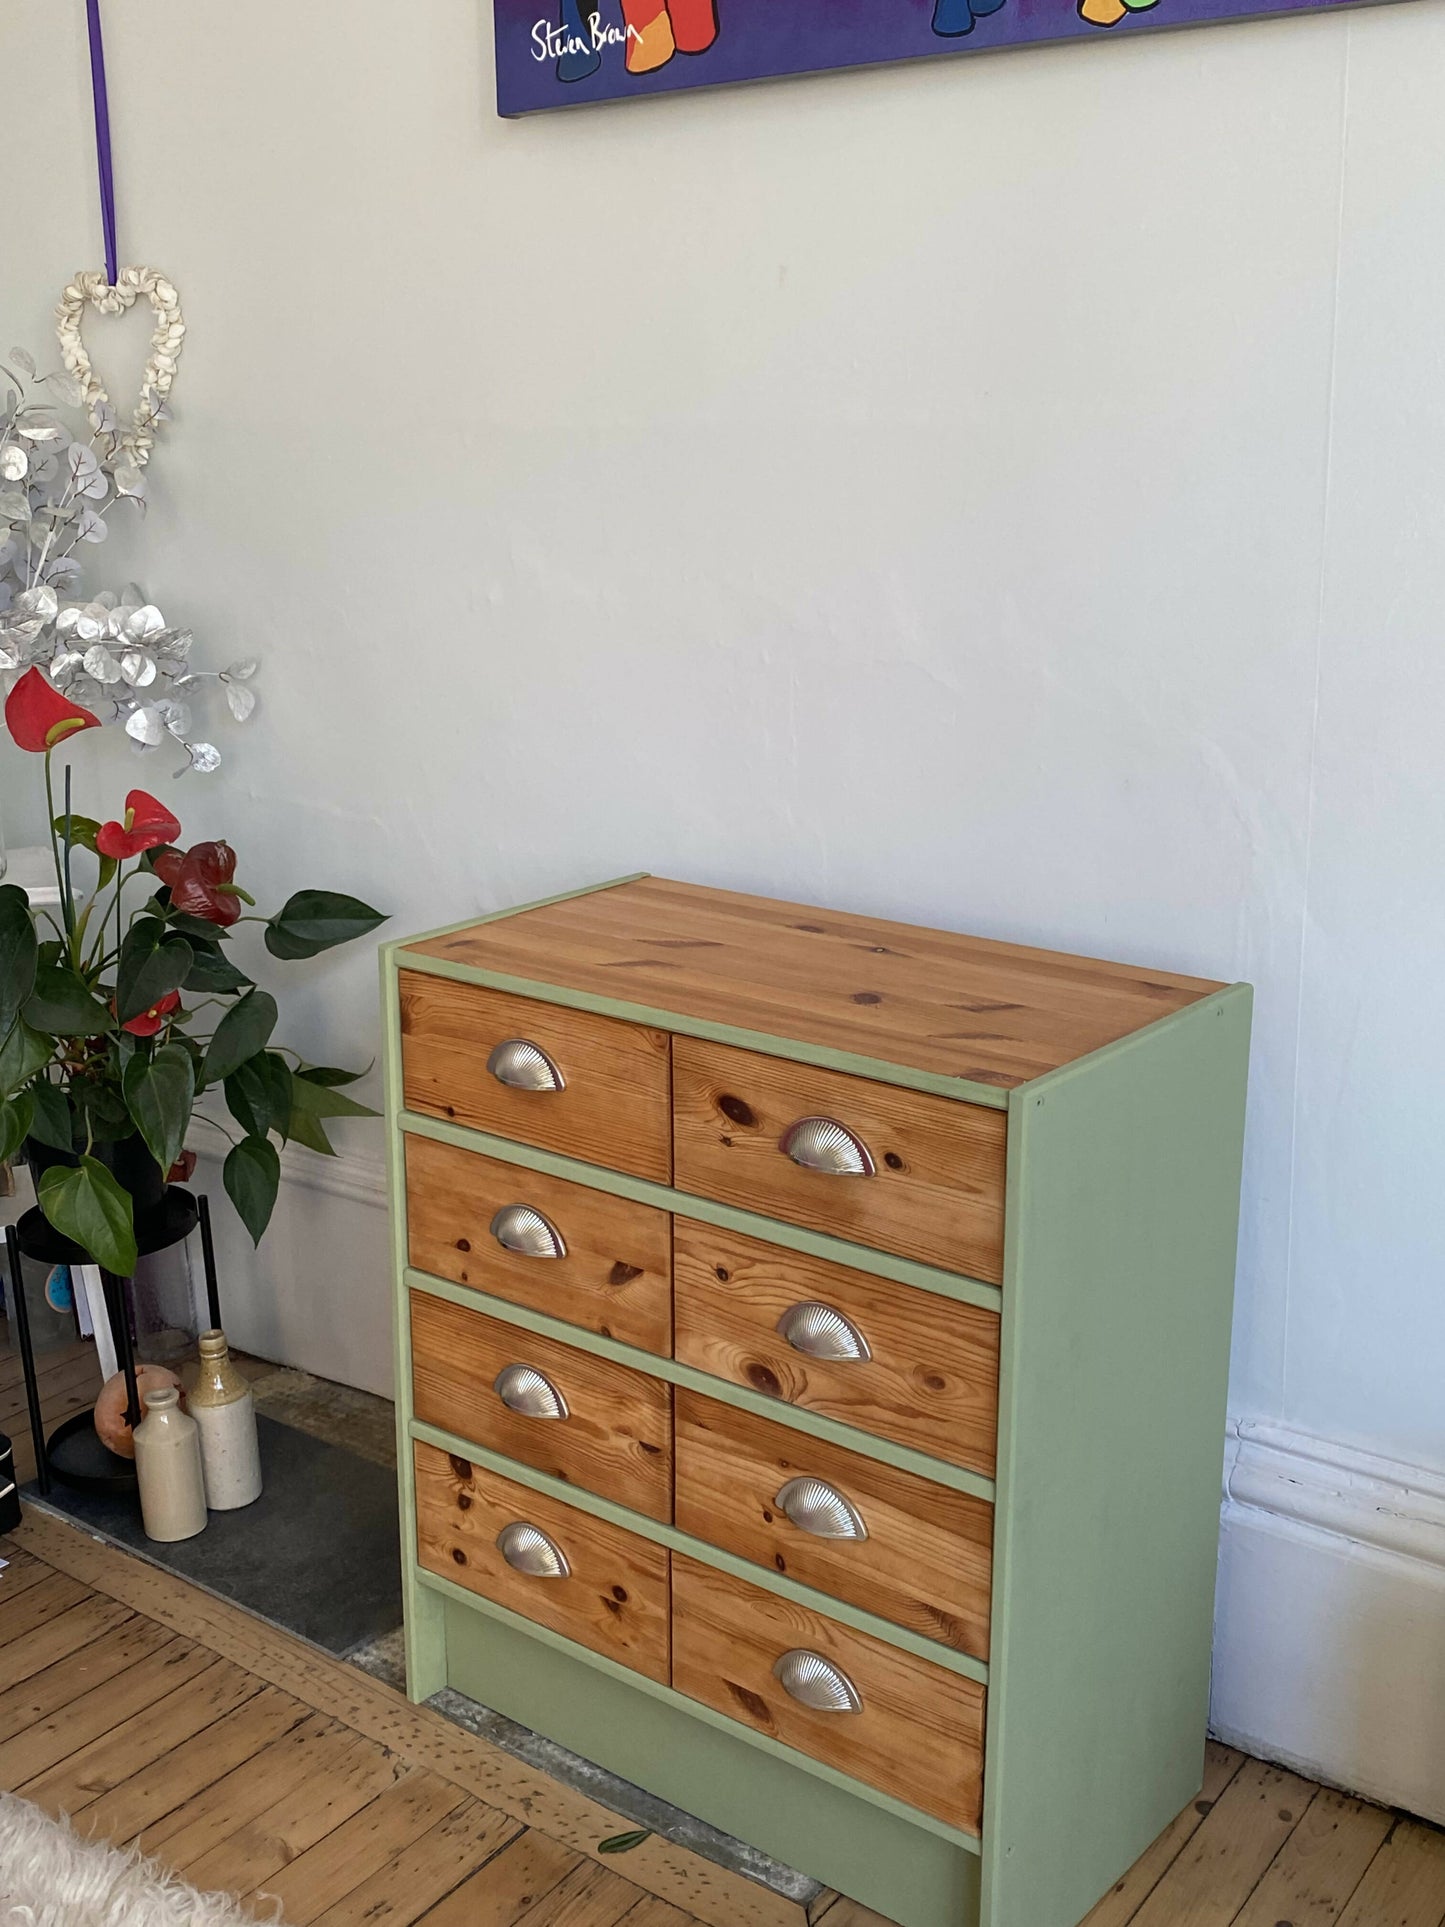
(85, 0, 118, 285)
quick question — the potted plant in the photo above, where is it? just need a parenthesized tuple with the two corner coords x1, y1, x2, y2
(0, 349, 384, 1276)
(0, 677, 384, 1273)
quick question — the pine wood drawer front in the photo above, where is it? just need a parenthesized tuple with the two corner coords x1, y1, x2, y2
(409, 1291, 673, 1521)
(414, 1442, 670, 1684)
(674, 1393, 992, 1660)
(399, 973, 671, 1184)
(671, 1554, 985, 1833)
(405, 1134, 672, 1354)
(671, 1039, 1007, 1282)
(673, 1220, 1000, 1477)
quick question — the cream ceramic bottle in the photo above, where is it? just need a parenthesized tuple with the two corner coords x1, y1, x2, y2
(188, 1330, 263, 1510)
(133, 1386, 208, 1542)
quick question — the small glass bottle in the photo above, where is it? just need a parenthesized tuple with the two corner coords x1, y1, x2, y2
(188, 1329, 263, 1510)
(133, 1387, 207, 1542)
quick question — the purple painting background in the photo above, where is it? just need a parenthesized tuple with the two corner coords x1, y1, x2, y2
(494, 0, 1356, 115)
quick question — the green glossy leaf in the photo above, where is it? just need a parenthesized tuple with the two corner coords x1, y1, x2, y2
(202, 989, 277, 1087)
(288, 1073, 378, 1122)
(0, 1021, 52, 1097)
(184, 946, 252, 995)
(116, 921, 193, 1023)
(223, 1134, 280, 1246)
(122, 1042, 194, 1176)
(285, 1103, 336, 1157)
(166, 913, 226, 948)
(0, 883, 39, 1039)
(36, 941, 63, 968)
(38, 1155, 138, 1274)
(74, 1080, 132, 1142)
(0, 1090, 33, 1163)
(264, 891, 386, 961)
(224, 1051, 292, 1142)
(597, 1832, 652, 1855)
(295, 1060, 371, 1088)
(27, 1080, 73, 1152)
(54, 813, 102, 853)
(24, 965, 112, 1036)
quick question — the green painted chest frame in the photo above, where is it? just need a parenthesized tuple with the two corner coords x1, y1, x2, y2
(381, 877, 1252, 1927)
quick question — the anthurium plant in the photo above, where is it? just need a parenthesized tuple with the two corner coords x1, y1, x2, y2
(0, 665, 386, 1276)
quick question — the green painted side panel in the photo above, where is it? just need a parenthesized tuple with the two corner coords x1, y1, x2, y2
(381, 952, 446, 1700)
(440, 1590, 982, 1927)
(980, 986, 1252, 1927)
(399, 1110, 1003, 1314)
(397, 946, 1011, 1111)
(405, 1267, 995, 1503)
(410, 1415, 988, 1685)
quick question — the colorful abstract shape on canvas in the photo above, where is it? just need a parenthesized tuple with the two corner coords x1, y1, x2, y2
(495, 0, 1364, 113)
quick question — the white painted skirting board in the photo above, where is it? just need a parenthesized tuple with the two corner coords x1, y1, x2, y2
(184, 1138, 1445, 1822)
(1214, 1417, 1445, 1826)
(193, 1136, 389, 1211)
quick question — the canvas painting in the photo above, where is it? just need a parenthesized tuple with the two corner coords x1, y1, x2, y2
(495, 0, 1364, 114)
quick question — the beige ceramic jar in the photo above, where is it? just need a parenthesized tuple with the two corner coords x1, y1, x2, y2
(188, 1329, 263, 1510)
(132, 1386, 207, 1543)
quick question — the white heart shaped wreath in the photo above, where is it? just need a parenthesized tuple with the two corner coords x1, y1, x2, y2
(54, 266, 185, 469)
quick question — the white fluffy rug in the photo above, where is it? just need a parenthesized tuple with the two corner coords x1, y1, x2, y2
(0, 1795, 264, 1927)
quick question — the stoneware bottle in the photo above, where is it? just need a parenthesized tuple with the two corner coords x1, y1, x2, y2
(133, 1386, 208, 1543)
(188, 1329, 263, 1510)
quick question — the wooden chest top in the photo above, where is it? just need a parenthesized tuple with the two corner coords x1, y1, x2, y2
(402, 875, 1223, 1091)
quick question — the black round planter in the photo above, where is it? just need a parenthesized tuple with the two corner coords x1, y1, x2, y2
(25, 1131, 167, 1226)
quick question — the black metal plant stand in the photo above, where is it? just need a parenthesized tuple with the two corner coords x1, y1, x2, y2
(5, 1189, 223, 1497)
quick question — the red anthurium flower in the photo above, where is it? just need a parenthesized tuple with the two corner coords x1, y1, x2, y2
(96, 790, 182, 861)
(4, 667, 101, 753)
(121, 989, 181, 1037)
(151, 840, 244, 926)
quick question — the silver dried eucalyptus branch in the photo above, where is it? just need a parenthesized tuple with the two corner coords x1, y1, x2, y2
(0, 343, 256, 775)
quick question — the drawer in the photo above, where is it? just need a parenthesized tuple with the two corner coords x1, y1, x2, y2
(405, 1135, 672, 1354)
(399, 974, 671, 1184)
(671, 1554, 984, 1833)
(409, 1291, 673, 1521)
(671, 1039, 1007, 1282)
(673, 1220, 999, 1477)
(413, 1442, 669, 1684)
(674, 1392, 992, 1660)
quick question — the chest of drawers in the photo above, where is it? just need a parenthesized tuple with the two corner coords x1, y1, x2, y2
(383, 875, 1251, 1927)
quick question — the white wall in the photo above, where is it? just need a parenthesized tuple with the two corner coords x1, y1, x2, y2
(3, 0, 1444, 1818)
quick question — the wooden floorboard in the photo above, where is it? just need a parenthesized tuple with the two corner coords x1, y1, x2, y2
(0, 1613, 169, 1748)
(250, 1767, 473, 1923)
(1335, 1821, 1445, 1927)
(298, 1798, 520, 1927)
(21, 1655, 263, 1818)
(4, 1514, 1445, 1927)
(79, 1684, 312, 1845)
(1229, 1782, 1396, 1926)
(1126, 1756, 1319, 1927)
(1081, 1742, 1247, 1927)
